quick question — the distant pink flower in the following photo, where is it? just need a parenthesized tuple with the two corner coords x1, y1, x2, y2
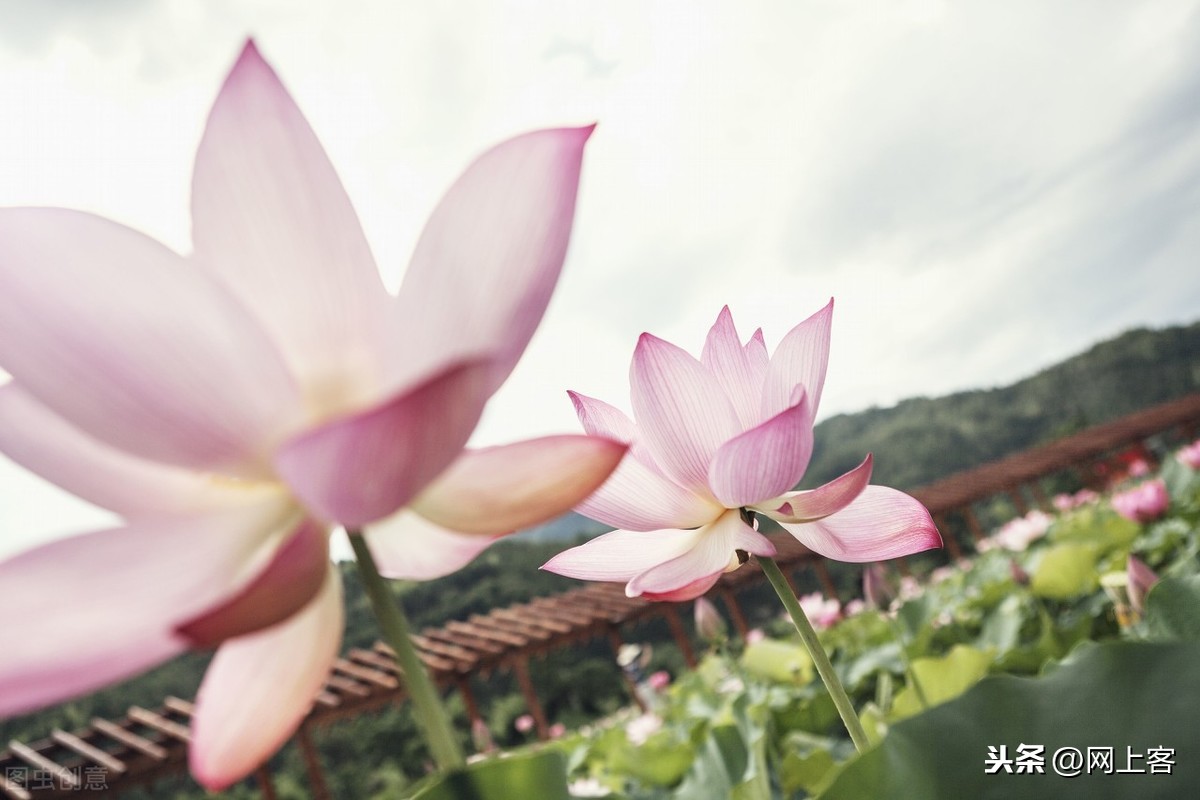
(978, 510, 1053, 552)
(0, 42, 623, 789)
(542, 303, 941, 600)
(1112, 479, 1170, 523)
(863, 564, 893, 609)
(1054, 488, 1101, 511)
(647, 670, 671, 691)
(745, 628, 767, 645)
(515, 715, 536, 734)
(694, 597, 727, 642)
(549, 722, 567, 739)
(624, 713, 664, 745)
(1126, 555, 1159, 615)
(844, 598, 866, 616)
(929, 564, 958, 585)
(1177, 440, 1200, 470)
(800, 592, 842, 629)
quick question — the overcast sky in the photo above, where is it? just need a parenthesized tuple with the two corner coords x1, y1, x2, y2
(1, 0, 1198, 557)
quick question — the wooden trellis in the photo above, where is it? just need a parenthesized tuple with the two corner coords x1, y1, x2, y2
(3, 392, 1198, 798)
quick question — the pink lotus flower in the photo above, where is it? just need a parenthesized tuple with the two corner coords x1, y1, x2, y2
(542, 303, 941, 600)
(1111, 479, 1170, 523)
(1126, 555, 1159, 615)
(799, 592, 842, 629)
(1053, 488, 1100, 511)
(647, 670, 672, 691)
(693, 596, 727, 642)
(515, 714, 536, 734)
(1177, 440, 1200, 470)
(977, 510, 1052, 552)
(0, 42, 624, 788)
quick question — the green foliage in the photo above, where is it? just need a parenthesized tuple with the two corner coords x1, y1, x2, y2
(819, 641, 1200, 799)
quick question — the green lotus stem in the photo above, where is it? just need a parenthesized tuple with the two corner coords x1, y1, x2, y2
(348, 531, 466, 771)
(759, 556, 871, 752)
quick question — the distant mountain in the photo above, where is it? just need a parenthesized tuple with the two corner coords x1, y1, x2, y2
(805, 321, 1200, 490)
(515, 510, 613, 542)
(522, 320, 1200, 542)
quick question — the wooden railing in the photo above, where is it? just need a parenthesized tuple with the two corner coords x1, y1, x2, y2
(3, 392, 1198, 798)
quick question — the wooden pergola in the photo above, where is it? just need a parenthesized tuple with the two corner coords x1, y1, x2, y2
(3, 392, 1198, 799)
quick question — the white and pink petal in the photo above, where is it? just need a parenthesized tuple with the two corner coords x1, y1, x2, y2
(755, 455, 873, 523)
(630, 334, 741, 494)
(760, 299, 833, 423)
(392, 126, 594, 394)
(707, 393, 813, 508)
(625, 510, 775, 599)
(0, 209, 303, 476)
(779, 485, 941, 562)
(700, 307, 759, 428)
(542, 527, 712, 584)
(190, 565, 343, 791)
(411, 435, 626, 535)
(364, 512, 502, 581)
(0, 490, 301, 717)
(0, 383, 240, 518)
(275, 359, 493, 528)
(191, 41, 390, 414)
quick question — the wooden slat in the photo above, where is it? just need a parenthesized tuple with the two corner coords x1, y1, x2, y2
(128, 707, 190, 743)
(422, 626, 506, 655)
(6, 741, 79, 788)
(50, 730, 126, 774)
(375, 640, 460, 673)
(349, 648, 402, 674)
(478, 610, 555, 639)
(335, 658, 398, 689)
(90, 719, 167, 761)
(527, 598, 605, 627)
(325, 675, 371, 698)
(491, 607, 573, 635)
(163, 697, 195, 717)
(409, 633, 480, 667)
(445, 619, 529, 648)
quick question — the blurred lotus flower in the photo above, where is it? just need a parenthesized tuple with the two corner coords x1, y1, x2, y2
(1053, 488, 1100, 511)
(843, 598, 866, 616)
(1126, 555, 1159, 616)
(0, 42, 623, 788)
(978, 510, 1053, 552)
(647, 670, 672, 691)
(745, 628, 767, 645)
(1101, 555, 1159, 627)
(568, 777, 613, 798)
(863, 564, 893, 610)
(1112, 479, 1170, 523)
(549, 722, 567, 739)
(799, 592, 842, 629)
(1177, 440, 1200, 470)
(624, 713, 664, 745)
(929, 564, 958, 585)
(542, 303, 941, 600)
(694, 597, 728, 643)
(515, 714, 536, 734)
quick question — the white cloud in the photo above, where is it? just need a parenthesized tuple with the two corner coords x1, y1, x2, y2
(1, 0, 1198, 554)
